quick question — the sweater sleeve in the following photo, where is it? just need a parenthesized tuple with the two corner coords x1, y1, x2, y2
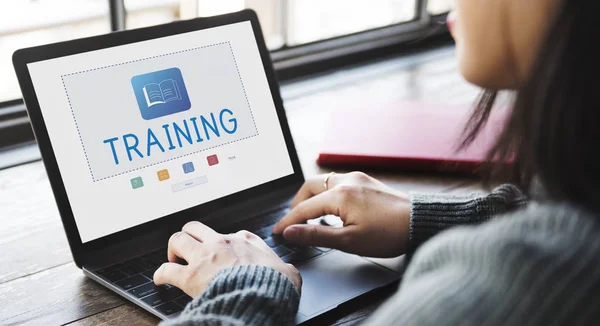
(365, 203, 600, 326)
(162, 265, 299, 326)
(408, 184, 527, 255)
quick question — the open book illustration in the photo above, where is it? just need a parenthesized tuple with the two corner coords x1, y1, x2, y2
(142, 79, 181, 107)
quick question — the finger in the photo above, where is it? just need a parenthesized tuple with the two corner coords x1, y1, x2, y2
(289, 179, 320, 209)
(283, 224, 355, 249)
(153, 262, 187, 288)
(273, 190, 340, 234)
(234, 229, 261, 240)
(234, 230, 272, 252)
(182, 221, 220, 243)
(290, 173, 341, 208)
(168, 231, 202, 263)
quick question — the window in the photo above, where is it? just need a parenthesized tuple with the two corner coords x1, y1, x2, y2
(0, 0, 110, 103)
(2, 0, 453, 104)
(428, 0, 455, 15)
(125, 0, 180, 30)
(0, 0, 453, 154)
(124, 0, 287, 49)
(123, 0, 451, 49)
(285, 0, 417, 46)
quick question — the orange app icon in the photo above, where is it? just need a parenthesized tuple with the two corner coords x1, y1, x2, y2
(157, 169, 170, 181)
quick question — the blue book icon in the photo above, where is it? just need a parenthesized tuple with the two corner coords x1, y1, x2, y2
(131, 68, 191, 120)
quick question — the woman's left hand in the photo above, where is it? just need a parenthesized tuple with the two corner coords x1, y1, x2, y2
(153, 221, 302, 298)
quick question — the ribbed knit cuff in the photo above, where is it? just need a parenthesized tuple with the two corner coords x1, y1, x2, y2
(174, 265, 299, 325)
(408, 184, 527, 256)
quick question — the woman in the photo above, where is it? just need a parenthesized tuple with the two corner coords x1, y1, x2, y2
(155, 0, 600, 324)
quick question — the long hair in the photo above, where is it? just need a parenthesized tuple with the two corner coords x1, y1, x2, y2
(460, 1, 600, 213)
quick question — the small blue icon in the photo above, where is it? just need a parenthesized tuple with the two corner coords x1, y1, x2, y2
(131, 67, 191, 120)
(182, 162, 195, 174)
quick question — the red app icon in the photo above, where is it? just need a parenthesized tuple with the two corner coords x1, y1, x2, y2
(207, 154, 219, 166)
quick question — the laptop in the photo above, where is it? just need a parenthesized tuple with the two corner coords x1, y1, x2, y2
(12, 10, 401, 324)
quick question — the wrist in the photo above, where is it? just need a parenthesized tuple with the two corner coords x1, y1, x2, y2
(394, 197, 412, 254)
(191, 265, 300, 308)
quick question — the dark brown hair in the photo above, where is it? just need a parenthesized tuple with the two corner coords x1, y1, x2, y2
(461, 0, 600, 213)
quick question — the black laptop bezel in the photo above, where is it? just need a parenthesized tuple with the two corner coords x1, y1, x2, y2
(12, 9, 304, 267)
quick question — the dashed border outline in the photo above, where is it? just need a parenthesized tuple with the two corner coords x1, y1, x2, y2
(61, 41, 259, 182)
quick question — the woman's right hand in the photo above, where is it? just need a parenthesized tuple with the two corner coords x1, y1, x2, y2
(272, 172, 411, 258)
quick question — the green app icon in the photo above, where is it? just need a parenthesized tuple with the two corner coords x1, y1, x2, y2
(131, 176, 144, 189)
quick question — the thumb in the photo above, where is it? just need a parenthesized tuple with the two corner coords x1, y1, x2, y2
(283, 224, 352, 249)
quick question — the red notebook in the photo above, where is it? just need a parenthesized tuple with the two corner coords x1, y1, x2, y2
(317, 101, 507, 174)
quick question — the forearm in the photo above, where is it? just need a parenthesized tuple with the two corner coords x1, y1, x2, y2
(162, 265, 299, 326)
(366, 203, 600, 325)
(408, 184, 527, 255)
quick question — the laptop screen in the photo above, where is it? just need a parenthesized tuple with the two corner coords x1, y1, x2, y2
(26, 21, 294, 243)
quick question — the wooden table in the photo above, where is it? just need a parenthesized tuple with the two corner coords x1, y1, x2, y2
(0, 46, 483, 325)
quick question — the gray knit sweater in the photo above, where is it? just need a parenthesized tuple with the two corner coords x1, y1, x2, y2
(164, 185, 600, 325)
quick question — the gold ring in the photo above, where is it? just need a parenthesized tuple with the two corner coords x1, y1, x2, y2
(324, 172, 335, 191)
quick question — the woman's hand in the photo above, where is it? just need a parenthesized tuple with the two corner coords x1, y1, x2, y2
(272, 172, 411, 258)
(154, 221, 302, 298)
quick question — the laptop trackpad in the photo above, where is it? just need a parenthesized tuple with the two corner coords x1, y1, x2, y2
(296, 250, 399, 319)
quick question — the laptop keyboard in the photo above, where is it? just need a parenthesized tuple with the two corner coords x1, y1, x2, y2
(244, 219, 329, 264)
(97, 248, 191, 316)
(261, 233, 327, 263)
(96, 208, 330, 317)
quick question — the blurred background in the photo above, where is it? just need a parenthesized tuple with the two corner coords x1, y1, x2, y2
(0, 0, 453, 103)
